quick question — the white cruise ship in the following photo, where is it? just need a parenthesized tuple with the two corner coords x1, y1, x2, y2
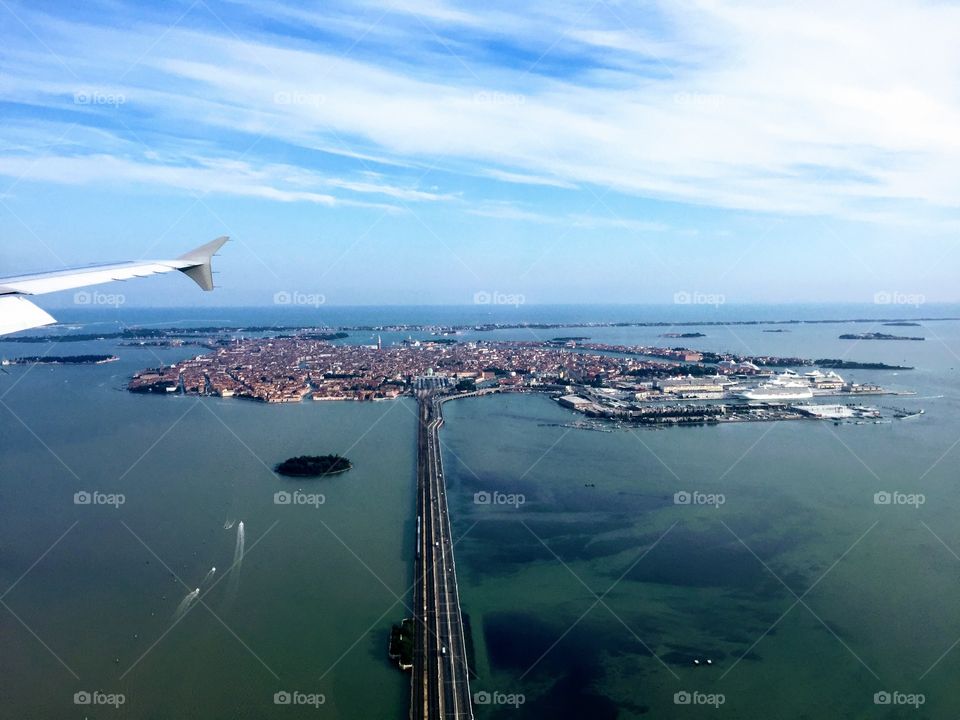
(740, 372, 814, 401)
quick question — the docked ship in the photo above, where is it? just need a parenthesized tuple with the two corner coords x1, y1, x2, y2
(891, 407, 925, 420)
(740, 372, 814, 401)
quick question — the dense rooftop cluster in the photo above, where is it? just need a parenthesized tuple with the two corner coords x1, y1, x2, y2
(127, 338, 681, 402)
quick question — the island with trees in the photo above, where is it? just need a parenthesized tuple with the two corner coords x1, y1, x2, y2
(1, 354, 119, 365)
(274, 454, 353, 478)
(814, 358, 913, 370)
(839, 332, 924, 341)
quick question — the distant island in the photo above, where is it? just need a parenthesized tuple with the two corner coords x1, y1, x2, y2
(550, 336, 590, 342)
(815, 359, 913, 370)
(882, 322, 921, 327)
(10, 316, 960, 345)
(660, 332, 706, 338)
(6, 327, 349, 343)
(1, 354, 118, 365)
(762, 329, 789, 333)
(274, 454, 353, 478)
(839, 332, 924, 341)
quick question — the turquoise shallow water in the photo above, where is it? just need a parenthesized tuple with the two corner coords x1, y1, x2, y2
(442, 321, 960, 719)
(1, 311, 958, 718)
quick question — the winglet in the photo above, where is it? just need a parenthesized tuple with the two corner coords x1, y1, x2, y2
(177, 236, 228, 291)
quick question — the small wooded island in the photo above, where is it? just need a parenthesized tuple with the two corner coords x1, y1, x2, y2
(839, 332, 924, 341)
(274, 454, 353, 477)
(1, 354, 119, 365)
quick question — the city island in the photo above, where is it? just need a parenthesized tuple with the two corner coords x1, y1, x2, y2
(127, 334, 918, 426)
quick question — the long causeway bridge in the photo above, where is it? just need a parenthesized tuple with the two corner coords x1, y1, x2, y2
(411, 391, 474, 720)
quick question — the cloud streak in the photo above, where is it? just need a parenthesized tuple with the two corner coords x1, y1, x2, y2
(1, 0, 959, 228)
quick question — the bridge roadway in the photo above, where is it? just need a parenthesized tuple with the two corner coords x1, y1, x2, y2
(411, 391, 474, 720)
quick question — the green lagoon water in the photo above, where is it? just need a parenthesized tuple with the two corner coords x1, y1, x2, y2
(442, 321, 960, 719)
(1, 311, 959, 718)
(0, 343, 416, 718)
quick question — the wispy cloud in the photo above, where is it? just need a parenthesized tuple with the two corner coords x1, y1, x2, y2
(0, 152, 408, 210)
(469, 201, 669, 233)
(2, 0, 960, 227)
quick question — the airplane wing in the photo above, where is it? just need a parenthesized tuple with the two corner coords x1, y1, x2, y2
(0, 237, 228, 336)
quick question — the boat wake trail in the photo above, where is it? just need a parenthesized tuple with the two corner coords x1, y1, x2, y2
(226, 521, 245, 603)
(173, 588, 200, 623)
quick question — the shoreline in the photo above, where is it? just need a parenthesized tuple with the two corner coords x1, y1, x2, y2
(7, 315, 960, 343)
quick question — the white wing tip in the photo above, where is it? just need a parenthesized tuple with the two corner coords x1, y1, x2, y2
(0, 296, 56, 335)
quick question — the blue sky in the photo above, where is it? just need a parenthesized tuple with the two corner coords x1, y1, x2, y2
(1, 0, 958, 307)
